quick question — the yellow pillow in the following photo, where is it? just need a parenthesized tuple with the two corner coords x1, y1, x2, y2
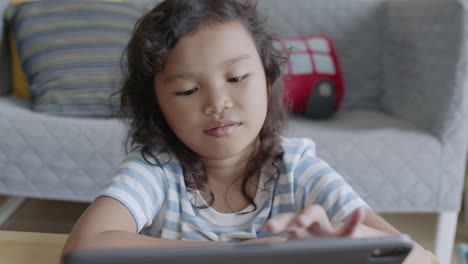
(8, 0, 124, 100)
(8, 0, 41, 99)
(10, 0, 38, 4)
(9, 31, 29, 99)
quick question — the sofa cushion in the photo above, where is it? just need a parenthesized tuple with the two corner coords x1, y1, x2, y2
(8, 30, 29, 99)
(286, 110, 445, 211)
(6, 0, 142, 117)
(6, 0, 132, 100)
(5, 0, 35, 99)
(0, 96, 126, 201)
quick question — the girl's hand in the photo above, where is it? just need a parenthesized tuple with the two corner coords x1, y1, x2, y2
(264, 205, 364, 239)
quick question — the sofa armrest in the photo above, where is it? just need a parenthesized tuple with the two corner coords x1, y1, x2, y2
(382, 0, 468, 139)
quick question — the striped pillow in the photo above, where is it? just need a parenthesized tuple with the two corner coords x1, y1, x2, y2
(7, 0, 142, 117)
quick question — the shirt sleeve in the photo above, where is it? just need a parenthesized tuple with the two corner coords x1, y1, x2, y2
(293, 138, 371, 226)
(98, 152, 167, 233)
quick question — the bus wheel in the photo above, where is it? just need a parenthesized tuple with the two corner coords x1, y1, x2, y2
(305, 80, 336, 119)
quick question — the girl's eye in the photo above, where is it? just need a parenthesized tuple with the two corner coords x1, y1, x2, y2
(175, 87, 199, 96)
(227, 74, 248, 83)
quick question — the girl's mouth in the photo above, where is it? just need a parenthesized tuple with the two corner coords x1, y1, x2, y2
(204, 121, 241, 137)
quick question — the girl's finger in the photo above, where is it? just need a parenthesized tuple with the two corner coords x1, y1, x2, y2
(306, 208, 364, 238)
(336, 208, 365, 237)
(264, 212, 297, 234)
(294, 205, 334, 234)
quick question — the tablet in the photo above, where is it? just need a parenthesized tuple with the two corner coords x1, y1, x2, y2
(62, 234, 413, 264)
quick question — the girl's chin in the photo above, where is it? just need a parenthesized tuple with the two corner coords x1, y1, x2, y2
(198, 148, 246, 160)
(196, 138, 259, 160)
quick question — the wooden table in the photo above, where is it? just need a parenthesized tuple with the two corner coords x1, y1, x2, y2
(0, 231, 68, 264)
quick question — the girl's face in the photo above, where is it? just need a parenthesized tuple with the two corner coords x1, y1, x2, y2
(154, 21, 268, 160)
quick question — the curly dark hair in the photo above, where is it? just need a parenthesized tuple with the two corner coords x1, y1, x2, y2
(118, 0, 287, 212)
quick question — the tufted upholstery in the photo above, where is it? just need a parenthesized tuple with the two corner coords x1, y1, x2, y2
(0, 97, 126, 201)
(288, 111, 447, 212)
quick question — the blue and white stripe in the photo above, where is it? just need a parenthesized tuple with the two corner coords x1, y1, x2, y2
(99, 137, 370, 241)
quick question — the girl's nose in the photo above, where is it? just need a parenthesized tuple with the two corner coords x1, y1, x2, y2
(203, 92, 233, 115)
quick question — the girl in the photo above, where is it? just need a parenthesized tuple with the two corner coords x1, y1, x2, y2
(63, 0, 435, 263)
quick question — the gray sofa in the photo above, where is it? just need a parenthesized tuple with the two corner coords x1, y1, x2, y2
(1, 0, 467, 263)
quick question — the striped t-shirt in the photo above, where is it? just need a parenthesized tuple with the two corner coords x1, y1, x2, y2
(99, 137, 370, 242)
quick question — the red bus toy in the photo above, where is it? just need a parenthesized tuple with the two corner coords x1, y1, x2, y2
(276, 35, 344, 119)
